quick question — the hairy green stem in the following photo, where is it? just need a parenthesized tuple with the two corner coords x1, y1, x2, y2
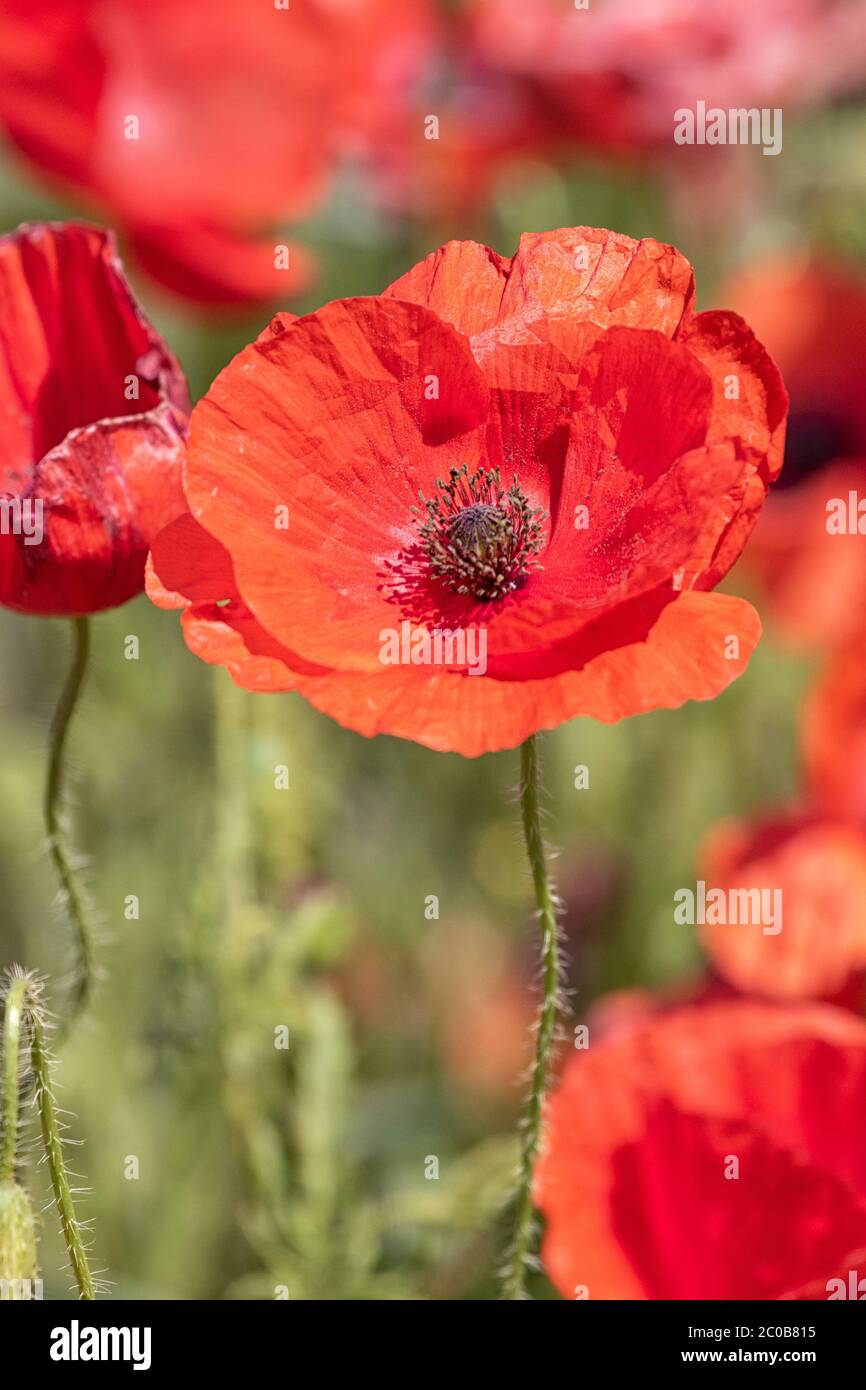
(30, 1015, 95, 1299)
(44, 616, 97, 1028)
(1, 973, 29, 1182)
(503, 733, 562, 1301)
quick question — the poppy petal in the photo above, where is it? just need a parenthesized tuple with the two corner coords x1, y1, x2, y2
(184, 295, 490, 671)
(386, 227, 696, 350)
(700, 813, 866, 1000)
(145, 510, 238, 609)
(535, 1000, 866, 1300)
(293, 591, 760, 756)
(128, 224, 314, 309)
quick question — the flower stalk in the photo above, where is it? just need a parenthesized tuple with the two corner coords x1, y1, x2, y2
(31, 1012, 95, 1299)
(503, 733, 563, 1300)
(0, 969, 96, 1299)
(44, 616, 98, 1030)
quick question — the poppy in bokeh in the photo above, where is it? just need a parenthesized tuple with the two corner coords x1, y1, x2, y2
(804, 637, 866, 825)
(376, 60, 552, 230)
(698, 811, 866, 1001)
(147, 227, 786, 755)
(724, 255, 866, 647)
(0, 221, 188, 617)
(468, 0, 866, 157)
(534, 1000, 866, 1299)
(0, 0, 438, 308)
(370, 6, 560, 229)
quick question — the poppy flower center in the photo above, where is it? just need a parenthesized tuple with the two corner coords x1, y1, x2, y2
(416, 465, 544, 602)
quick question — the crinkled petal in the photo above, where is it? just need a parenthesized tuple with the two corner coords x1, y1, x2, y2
(385, 227, 696, 354)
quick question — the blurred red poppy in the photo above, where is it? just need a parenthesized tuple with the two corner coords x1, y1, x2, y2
(368, 6, 561, 228)
(468, 0, 866, 157)
(535, 1000, 866, 1299)
(0, 0, 437, 308)
(804, 638, 866, 825)
(724, 255, 866, 647)
(147, 227, 786, 755)
(0, 222, 188, 617)
(698, 811, 866, 1000)
(375, 62, 552, 228)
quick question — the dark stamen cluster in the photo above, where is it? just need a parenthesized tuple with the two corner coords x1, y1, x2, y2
(415, 465, 545, 602)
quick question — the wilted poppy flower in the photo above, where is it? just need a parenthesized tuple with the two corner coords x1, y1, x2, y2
(468, 0, 866, 157)
(0, 221, 188, 617)
(698, 811, 866, 1001)
(535, 1000, 866, 1299)
(723, 255, 866, 647)
(148, 227, 786, 756)
(0, 0, 437, 307)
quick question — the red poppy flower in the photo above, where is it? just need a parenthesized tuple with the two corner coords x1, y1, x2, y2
(0, 0, 437, 307)
(368, 6, 562, 227)
(804, 638, 866, 826)
(534, 1000, 866, 1299)
(375, 62, 553, 227)
(468, 0, 866, 157)
(147, 227, 786, 756)
(0, 222, 188, 617)
(723, 255, 866, 647)
(698, 811, 866, 1001)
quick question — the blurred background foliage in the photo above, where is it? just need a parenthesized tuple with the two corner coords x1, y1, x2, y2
(1, 7, 863, 1298)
